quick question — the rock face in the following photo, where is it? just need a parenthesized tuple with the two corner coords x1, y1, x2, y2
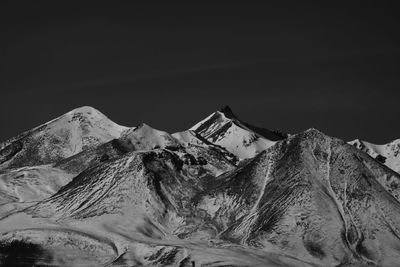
(0, 106, 400, 266)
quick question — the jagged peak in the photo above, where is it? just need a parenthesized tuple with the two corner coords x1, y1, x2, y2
(218, 105, 237, 120)
(190, 106, 287, 144)
(191, 106, 240, 133)
(191, 111, 227, 132)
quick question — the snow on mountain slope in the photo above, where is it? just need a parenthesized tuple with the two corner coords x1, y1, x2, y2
(190, 106, 286, 159)
(42, 125, 238, 183)
(2, 106, 400, 266)
(192, 129, 400, 266)
(1, 128, 399, 266)
(172, 130, 207, 146)
(0, 148, 238, 265)
(349, 138, 400, 173)
(121, 123, 179, 151)
(0, 165, 73, 204)
(172, 130, 239, 164)
(51, 139, 135, 179)
(0, 106, 128, 170)
(28, 146, 236, 221)
(0, 150, 234, 265)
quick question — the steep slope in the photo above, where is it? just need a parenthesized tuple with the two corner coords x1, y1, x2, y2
(3, 144, 309, 266)
(0, 106, 128, 170)
(191, 129, 400, 266)
(6, 147, 238, 265)
(51, 126, 238, 177)
(189, 106, 286, 159)
(2, 106, 400, 266)
(350, 138, 400, 173)
(28, 146, 235, 221)
(0, 123, 237, 207)
(1, 128, 399, 266)
(172, 129, 239, 164)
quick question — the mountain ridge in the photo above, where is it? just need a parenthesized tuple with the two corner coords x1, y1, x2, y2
(1, 106, 400, 266)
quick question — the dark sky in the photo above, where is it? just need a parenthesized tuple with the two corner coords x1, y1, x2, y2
(1, 2, 399, 143)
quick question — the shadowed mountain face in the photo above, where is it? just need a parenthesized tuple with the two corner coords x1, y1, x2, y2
(0, 107, 400, 266)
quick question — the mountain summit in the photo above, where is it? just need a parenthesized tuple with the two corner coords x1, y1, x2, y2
(190, 106, 286, 159)
(0, 106, 128, 170)
(0, 106, 399, 266)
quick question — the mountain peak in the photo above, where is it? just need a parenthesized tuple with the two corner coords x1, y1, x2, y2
(303, 127, 326, 136)
(70, 106, 99, 113)
(189, 107, 282, 159)
(2, 105, 400, 266)
(298, 128, 335, 142)
(0, 106, 128, 170)
(219, 105, 237, 119)
(59, 106, 113, 126)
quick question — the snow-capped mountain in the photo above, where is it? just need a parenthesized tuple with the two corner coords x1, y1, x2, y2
(0, 106, 128, 171)
(189, 106, 286, 159)
(349, 138, 400, 174)
(0, 106, 400, 266)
